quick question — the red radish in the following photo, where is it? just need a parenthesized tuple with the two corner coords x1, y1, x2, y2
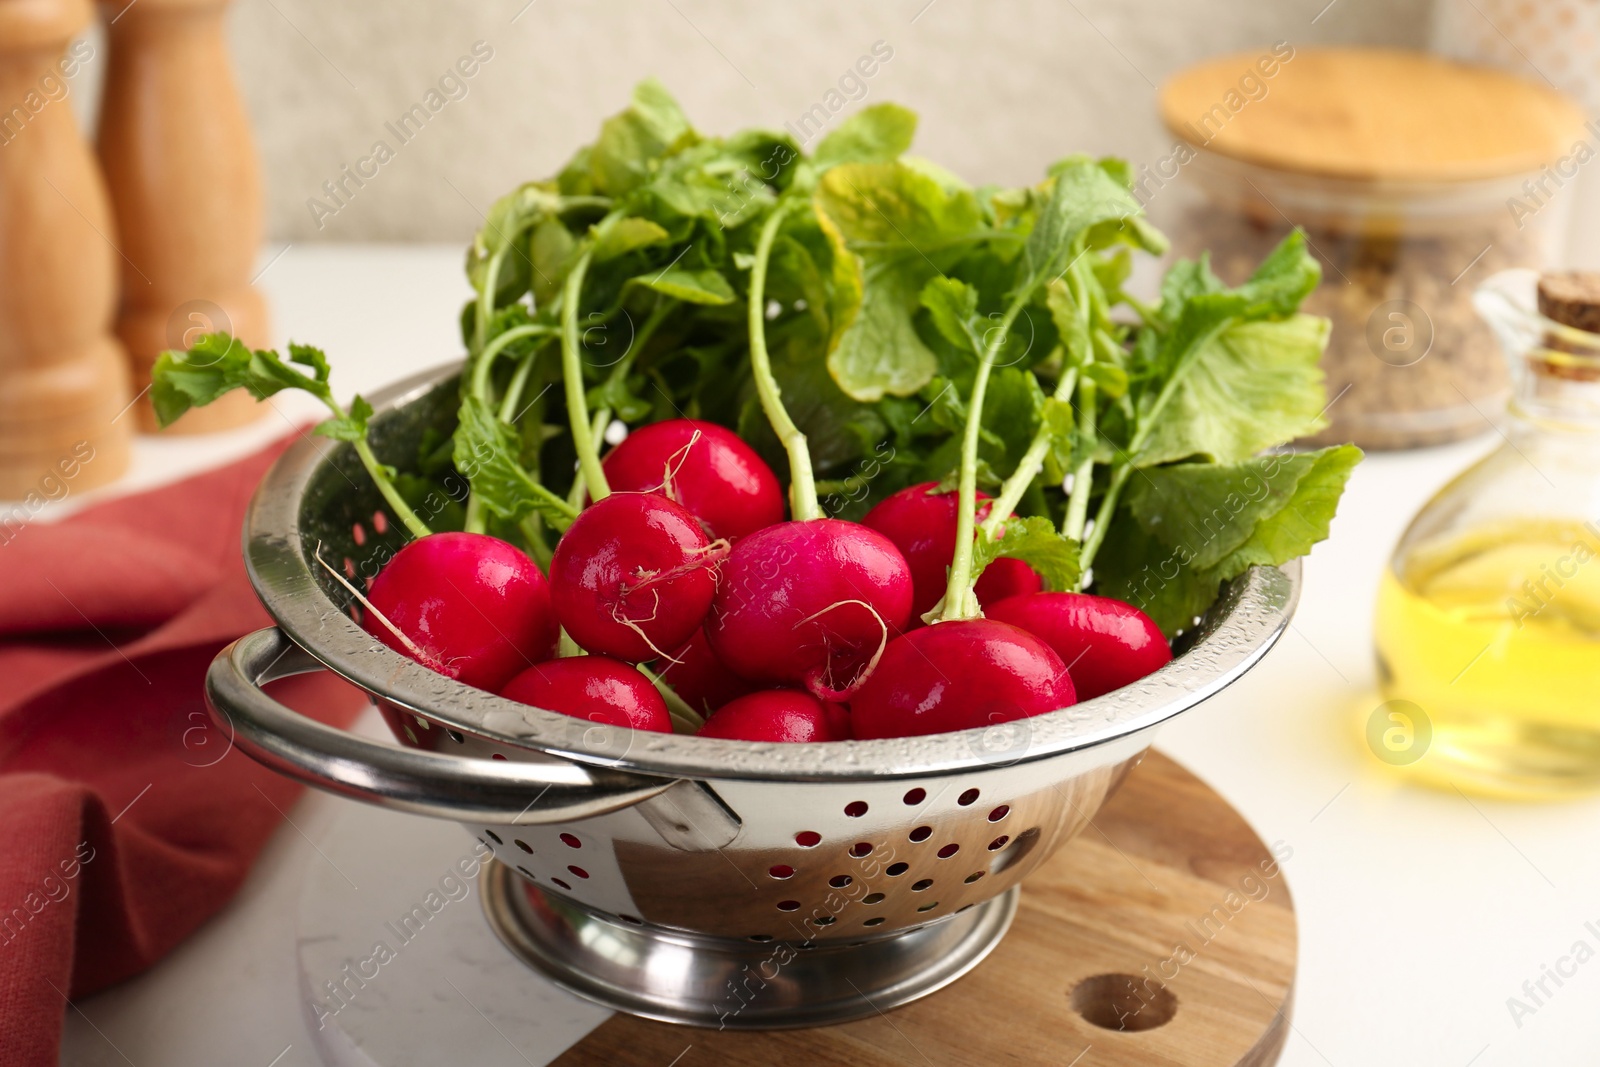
(862, 482, 1043, 620)
(657, 629, 755, 716)
(715, 207, 912, 702)
(363, 532, 556, 691)
(550, 493, 723, 662)
(697, 689, 848, 742)
(823, 700, 851, 738)
(985, 592, 1171, 701)
(850, 619, 1076, 740)
(705, 518, 913, 701)
(501, 655, 672, 732)
(602, 419, 784, 541)
(976, 558, 1043, 605)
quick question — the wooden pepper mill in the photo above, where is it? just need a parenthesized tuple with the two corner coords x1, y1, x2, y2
(97, 0, 267, 433)
(0, 0, 132, 498)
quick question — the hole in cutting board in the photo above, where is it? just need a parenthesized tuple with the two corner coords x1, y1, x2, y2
(1068, 973, 1177, 1032)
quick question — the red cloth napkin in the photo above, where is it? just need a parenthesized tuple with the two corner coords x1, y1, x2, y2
(0, 438, 368, 1067)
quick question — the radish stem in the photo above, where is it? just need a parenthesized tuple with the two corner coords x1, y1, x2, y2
(472, 324, 555, 404)
(566, 408, 610, 510)
(980, 365, 1076, 540)
(1061, 380, 1097, 541)
(747, 200, 819, 521)
(472, 247, 504, 355)
(502, 353, 551, 558)
(520, 515, 553, 568)
(939, 296, 1028, 622)
(636, 663, 705, 732)
(315, 394, 430, 540)
(1077, 464, 1130, 580)
(587, 297, 671, 453)
(983, 255, 1101, 541)
(498, 350, 540, 422)
(463, 331, 555, 536)
(563, 241, 611, 503)
(1073, 311, 1236, 581)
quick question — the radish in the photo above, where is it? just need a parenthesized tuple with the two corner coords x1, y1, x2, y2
(823, 700, 851, 737)
(862, 482, 1042, 619)
(501, 655, 672, 732)
(847, 184, 1125, 740)
(363, 532, 557, 691)
(977, 558, 1043, 604)
(657, 629, 755, 716)
(985, 592, 1171, 700)
(850, 619, 1075, 739)
(696, 689, 848, 742)
(698, 201, 914, 702)
(544, 227, 732, 664)
(704, 517, 913, 699)
(550, 492, 724, 662)
(602, 419, 784, 541)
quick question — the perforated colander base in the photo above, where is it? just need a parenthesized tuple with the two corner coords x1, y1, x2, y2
(479, 858, 1019, 1029)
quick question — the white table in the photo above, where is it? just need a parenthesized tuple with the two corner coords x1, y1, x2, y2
(51, 245, 1600, 1067)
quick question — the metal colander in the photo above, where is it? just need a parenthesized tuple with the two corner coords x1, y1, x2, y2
(207, 363, 1299, 1028)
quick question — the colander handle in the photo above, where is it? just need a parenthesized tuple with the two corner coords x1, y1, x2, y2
(205, 627, 675, 824)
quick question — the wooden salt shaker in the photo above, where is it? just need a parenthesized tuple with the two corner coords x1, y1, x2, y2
(0, 0, 132, 497)
(97, 0, 267, 433)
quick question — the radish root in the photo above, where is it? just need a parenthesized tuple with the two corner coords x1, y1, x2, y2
(652, 428, 703, 505)
(609, 590, 685, 665)
(314, 542, 448, 674)
(794, 598, 890, 700)
(618, 538, 731, 596)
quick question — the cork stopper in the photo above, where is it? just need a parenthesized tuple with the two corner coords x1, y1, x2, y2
(1535, 272, 1600, 380)
(1537, 272, 1600, 334)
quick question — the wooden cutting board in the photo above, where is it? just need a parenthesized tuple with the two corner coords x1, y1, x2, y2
(553, 751, 1297, 1067)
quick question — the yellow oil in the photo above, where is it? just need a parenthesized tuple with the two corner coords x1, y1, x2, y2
(1374, 519, 1600, 797)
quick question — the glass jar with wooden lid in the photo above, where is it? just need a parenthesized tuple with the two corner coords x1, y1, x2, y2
(1155, 47, 1587, 449)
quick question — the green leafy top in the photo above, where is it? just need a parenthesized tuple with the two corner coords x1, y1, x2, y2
(150, 336, 431, 539)
(149, 81, 1359, 638)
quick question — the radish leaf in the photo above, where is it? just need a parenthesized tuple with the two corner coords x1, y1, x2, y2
(1127, 446, 1360, 571)
(631, 267, 736, 305)
(589, 77, 696, 197)
(454, 396, 578, 529)
(828, 259, 942, 401)
(151, 332, 329, 424)
(592, 217, 670, 262)
(811, 103, 917, 169)
(974, 515, 1081, 593)
(920, 276, 981, 351)
(1094, 445, 1362, 634)
(1020, 160, 1141, 292)
(815, 162, 985, 401)
(150, 333, 432, 538)
(1132, 313, 1331, 466)
(316, 395, 373, 443)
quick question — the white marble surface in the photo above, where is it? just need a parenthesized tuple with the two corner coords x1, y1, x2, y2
(52, 244, 1600, 1067)
(295, 783, 608, 1067)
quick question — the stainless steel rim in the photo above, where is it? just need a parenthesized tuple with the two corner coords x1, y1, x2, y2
(478, 858, 1019, 1029)
(204, 627, 674, 822)
(244, 361, 1301, 784)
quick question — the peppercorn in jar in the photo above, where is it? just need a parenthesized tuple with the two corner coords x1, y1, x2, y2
(1154, 48, 1587, 449)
